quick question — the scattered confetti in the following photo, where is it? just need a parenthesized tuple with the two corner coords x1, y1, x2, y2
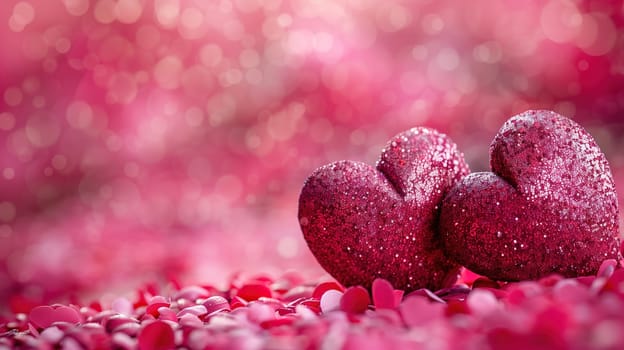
(1, 271, 624, 349)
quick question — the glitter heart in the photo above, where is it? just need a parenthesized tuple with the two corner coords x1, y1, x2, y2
(440, 110, 621, 281)
(299, 128, 469, 291)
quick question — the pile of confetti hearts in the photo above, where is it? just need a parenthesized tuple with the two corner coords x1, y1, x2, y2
(2, 259, 624, 349)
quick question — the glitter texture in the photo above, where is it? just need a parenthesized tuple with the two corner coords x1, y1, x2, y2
(440, 110, 621, 281)
(298, 128, 469, 291)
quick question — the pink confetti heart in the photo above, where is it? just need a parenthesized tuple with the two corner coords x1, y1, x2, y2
(441, 110, 621, 281)
(28, 305, 82, 329)
(299, 128, 469, 291)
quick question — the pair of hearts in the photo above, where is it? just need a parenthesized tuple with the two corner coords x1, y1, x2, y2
(298, 110, 621, 292)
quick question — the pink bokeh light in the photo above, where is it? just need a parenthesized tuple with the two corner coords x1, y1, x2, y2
(0, 0, 623, 307)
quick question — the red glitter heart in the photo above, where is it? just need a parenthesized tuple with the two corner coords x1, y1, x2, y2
(299, 128, 469, 291)
(440, 110, 621, 281)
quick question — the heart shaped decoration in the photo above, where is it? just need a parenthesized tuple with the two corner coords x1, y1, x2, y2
(440, 110, 621, 281)
(29, 305, 82, 329)
(299, 128, 469, 291)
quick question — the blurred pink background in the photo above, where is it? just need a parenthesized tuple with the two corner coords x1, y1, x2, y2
(0, 0, 623, 308)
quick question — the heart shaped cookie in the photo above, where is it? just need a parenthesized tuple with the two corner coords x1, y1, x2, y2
(440, 110, 621, 281)
(299, 128, 469, 291)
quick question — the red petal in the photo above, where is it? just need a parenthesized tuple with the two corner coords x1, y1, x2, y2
(236, 284, 272, 301)
(393, 290, 404, 307)
(340, 286, 370, 314)
(300, 299, 321, 314)
(445, 300, 471, 316)
(230, 296, 248, 310)
(145, 303, 170, 318)
(312, 281, 344, 299)
(138, 321, 175, 350)
(260, 318, 294, 329)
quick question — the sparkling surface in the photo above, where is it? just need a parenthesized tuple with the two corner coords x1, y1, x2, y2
(441, 110, 621, 281)
(299, 128, 469, 291)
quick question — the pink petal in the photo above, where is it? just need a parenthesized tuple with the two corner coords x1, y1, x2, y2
(202, 296, 230, 314)
(40, 326, 64, 344)
(598, 259, 617, 279)
(29, 306, 82, 329)
(538, 274, 564, 287)
(575, 276, 596, 288)
(399, 296, 444, 327)
(112, 332, 137, 350)
(393, 290, 404, 307)
(172, 286, 211, 302)
(466, 289, 499, 315)
(113, 322, 141, 336)
(372, 278, 395, 309)
(247, 302, 275, 324)
(138, 321, 175, 350)
(340, 286, 370, 314)
(156, 307, 177, 322)
(111, 298, 133, 316)
(553, 279, 590, 303)
(176, 305, 208, 318)
(178, 314, 203, 328)
(256, 297, 285, 309)
(104, 315, 138, 333)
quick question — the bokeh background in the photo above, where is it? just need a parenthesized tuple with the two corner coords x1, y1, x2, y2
(0, 0, 623, 308)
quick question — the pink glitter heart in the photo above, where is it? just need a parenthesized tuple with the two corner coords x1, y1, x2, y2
(299, 128, 469, 291)
(440, 110, 621, 281)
